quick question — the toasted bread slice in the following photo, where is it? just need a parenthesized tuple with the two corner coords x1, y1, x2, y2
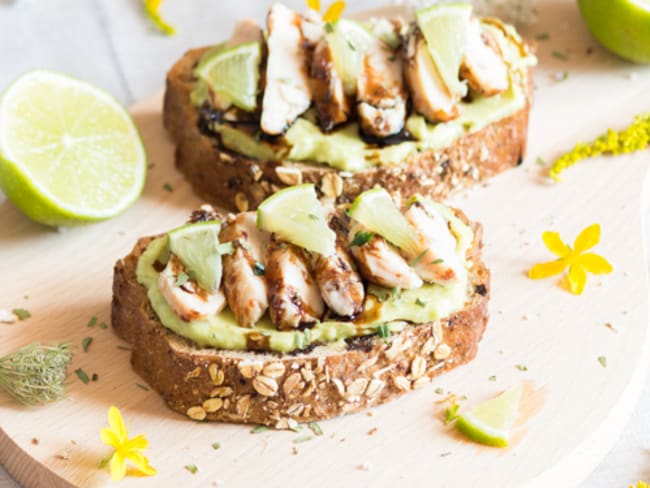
(163, 46, 530, 213)
(111, 209, 489, 427)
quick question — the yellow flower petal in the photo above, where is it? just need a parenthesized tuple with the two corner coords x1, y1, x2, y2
(542, 231, 570, 257)
(567, 264, 587, 295)
(143, 0, 176, 36)
(573, 223, 600, 252)
(108, 406, 128, 443)
(100, 428, 120, 448)
(578, 253, 613, 275)
(124, 451, 157, 477)
(110, 452, 127, 482)
(528, 259, 567, 279)
(323, 1, 346, 22)
(306, 0, 320, 11)
(123, 434, 149, 452)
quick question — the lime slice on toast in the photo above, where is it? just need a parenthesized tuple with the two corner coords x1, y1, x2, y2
(257, 183, 336, 256)
(327, 19, 376, 94)
(0, 70, 146, 227)
(455, 384, 523, 447)
(168, 221, 223, 293)
(348, 188, 419, 256)
(416, 3, 472, 98)
(194, 42, 261, 112)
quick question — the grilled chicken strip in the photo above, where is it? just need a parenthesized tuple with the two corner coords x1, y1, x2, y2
(158, 255, 227, 322)
(404, 28, 460, 123)
(312, 210, 365, 317)
(266, 237, 324, 330)
(348, 222, 423, 289)
(261, 3, 312, 135)
(220, 212, 270, 328)
(356, 30, 407, 138)
(403, 202, 463, 283)
(460, 19, 509, 96)
(311, 38, 351, 132)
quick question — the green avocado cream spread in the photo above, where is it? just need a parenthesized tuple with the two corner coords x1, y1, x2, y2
(136, 202, 474, 353)
(191, 18, 536, 172)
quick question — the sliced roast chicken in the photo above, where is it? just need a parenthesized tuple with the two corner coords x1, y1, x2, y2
(460, 18, 509, 96)
(311, 38, 352, 132)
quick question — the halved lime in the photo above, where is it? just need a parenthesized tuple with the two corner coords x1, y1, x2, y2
(578, 0, 650, 64)
(348, 188, 419, 256)
(256, 183, 336, 256)
(327, 19, 377, 94)
(0, 70, 146, 227)
(194, 42, 261, 112)
(168, 221, 222, 293)
(416, 3, 472, 98)
(455, 384, 523, 447)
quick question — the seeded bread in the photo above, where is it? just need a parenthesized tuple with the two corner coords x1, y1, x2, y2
(163, 46, 531, 213)
(111, 213, 489, 427)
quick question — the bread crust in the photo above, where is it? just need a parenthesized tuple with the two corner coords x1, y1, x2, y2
(163, 47, 531, 212)
(111, 218, 489, 427)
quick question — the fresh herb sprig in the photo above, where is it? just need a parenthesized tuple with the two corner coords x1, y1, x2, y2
(0, 343, 72, 405)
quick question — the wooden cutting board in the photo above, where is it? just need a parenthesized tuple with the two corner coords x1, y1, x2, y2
(2, 4, 650, 487)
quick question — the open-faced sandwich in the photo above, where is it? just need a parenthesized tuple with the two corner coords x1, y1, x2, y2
(163, 2, 536, 212)
(112, 184, 489, 426)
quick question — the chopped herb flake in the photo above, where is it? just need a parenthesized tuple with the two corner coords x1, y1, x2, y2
(391, 287, 401, 301)
(217, 242, 234, 255)
(175, 272, 190, 287)
(82, 337, 93, 352)
(184, 464, 198, 474)
(98, 321, 108, 329)
(516, 364, 528, 371)
(308, 422, 323, 436)
(252, 261, 266, 276)
(551, 50, 568, 60)
(91, 373, 98, 382)
(136, 383, 150, 391)
(409, 250, 428, 267)
(368, 286, 390, 302)
(444, 403, 460, 424)
(350, 231, 374, 247)
(251, 425, 269, 433)
(293, 435, 314, 444)
(430, 258, 444, 265)
(308, 213, 319, 221)
(376, 323, 390, 338)
(99, 457, 110, 469)
(211, 442, 221, 450)
(488, 375, 496, 382)
(415, 297, 427, 308)
(536, 156, 546, 166)
(12, 308, 31, 320)
(387, 55, 397, 62)
(75, 368, 90, 385)
(598, 355, 607, 368)
(117, 345, 131, 351)
(163, 182, 173, 192)
(324, 22, 334, 34)
(536, 32, 550, 41)
(434, 387, 444, 395)
(86, 316, 97, 328)
(440, 451, 452, 457)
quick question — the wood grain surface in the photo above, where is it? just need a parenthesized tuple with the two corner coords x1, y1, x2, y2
(1, 1, 650, 487)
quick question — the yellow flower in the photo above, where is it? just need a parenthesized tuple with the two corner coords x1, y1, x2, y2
(306, 0, 346, 22)
(100, 406, 156, 481)
(143, 0, 176, 36)
(631, 482, 649, 488)
(528, 224, 613, 295)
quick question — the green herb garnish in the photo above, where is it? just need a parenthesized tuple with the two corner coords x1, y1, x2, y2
(12, 308, 31, 321)
(415, 297, 427, 308)
(136, 383, 150, 391)
(163, 182, 173, 192)
(175, 272, 190, 287)
(211, 442, 221, 450)
(293, 435, 314, 444)
(376, 323, 390, 339)
(434, 387, 444, 395)
(443, 403, 460, 424)
(251, 425, 269, 434)
(98, 322, 108, 329)
(598, 356, 607, 368)
(488, 375, 496, 381)
(430, 258, 444, 265)
(535, 32, 550, 41)
(516, 364, 528, 371)
(350, 231, 374, 247)
(324, 22, 334, 34)
(75, 368, 90, 385)
(82, 337, 93, 353)
(184, 464, 198, 474)
(308, 422, 323, 436)
(0, 343, 71, 405)
(409, 250, 427, 267)
(551, 50, 568, 60)
(91, 373, 98, 382)
(536, 156, 546, 166)
(86, 316, 97, 328)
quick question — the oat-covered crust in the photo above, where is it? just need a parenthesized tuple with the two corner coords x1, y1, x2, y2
(163, 47, 531, 213)
(111, 218, 489, 427)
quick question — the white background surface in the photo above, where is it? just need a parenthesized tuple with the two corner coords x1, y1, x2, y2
(0, 0, 648, 486)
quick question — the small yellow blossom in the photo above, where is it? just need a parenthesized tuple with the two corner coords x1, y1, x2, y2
(143, 0, 176, 36)
(550, 114, 650, 181)
(528, 224, 613, 295)
(306, 0, 346, 22)
(100, 406, 156, 481)
(631, 482, 649, 488)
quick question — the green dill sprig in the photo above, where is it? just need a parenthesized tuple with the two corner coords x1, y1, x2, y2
(0, 343, 72, 405)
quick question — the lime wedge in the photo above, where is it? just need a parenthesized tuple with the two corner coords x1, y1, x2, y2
(327, 19, 376, 94)
(455, 384, 523, 447)
(194, 42, 261, 112)
(256, 183, 336, 256)
(0, 70, 146, 227)
(416, 3, 472, 98)
(348, 188, 419, 256)
(168, 221, 222, 293)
